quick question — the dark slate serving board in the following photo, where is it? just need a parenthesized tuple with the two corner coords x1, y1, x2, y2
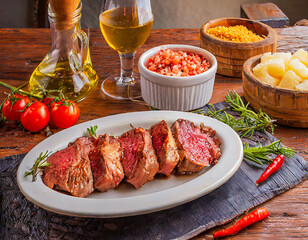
(1, 102, 307, 240)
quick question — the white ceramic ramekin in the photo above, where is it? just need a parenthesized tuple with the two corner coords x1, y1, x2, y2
(138, 44, 217, 111)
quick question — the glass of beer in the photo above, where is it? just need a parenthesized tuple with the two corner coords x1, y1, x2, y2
(99, 0, 153, 99)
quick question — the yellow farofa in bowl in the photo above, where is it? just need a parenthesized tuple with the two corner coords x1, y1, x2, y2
(252, 49, 308, 91)
(200, 17, 277, 78)
(207, 25, 264, 43)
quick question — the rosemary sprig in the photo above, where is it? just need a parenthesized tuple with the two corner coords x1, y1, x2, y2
(87, 125, 98, 138)
(25, 151, 51, 182)
(243, 139, 296, 165)
(226, 91, 275, 133)
(207, 91, 276, 138)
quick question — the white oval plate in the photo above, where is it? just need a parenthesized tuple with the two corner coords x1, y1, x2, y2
(17, 111, 243, 218)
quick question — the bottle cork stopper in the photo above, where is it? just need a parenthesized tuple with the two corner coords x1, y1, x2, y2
(49, 0, 81, 16)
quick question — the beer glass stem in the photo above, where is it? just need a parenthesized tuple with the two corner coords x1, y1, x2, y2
(118, 52, 136, 86)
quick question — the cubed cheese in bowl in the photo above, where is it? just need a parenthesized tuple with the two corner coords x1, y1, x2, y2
(243, 53, 308, 128)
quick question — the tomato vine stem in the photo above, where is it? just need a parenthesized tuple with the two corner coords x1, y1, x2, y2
(0, 81, 43, 100)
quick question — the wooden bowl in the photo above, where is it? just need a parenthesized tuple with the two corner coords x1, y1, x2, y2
(200, 17, 277, 78)
(243, 55, 308, 128)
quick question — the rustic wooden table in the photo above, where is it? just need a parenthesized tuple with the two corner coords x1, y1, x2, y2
(0, 27, 307, 239)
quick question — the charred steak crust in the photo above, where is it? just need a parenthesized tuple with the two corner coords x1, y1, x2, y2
(118, 127, 159, 188)
(171, 119, 222, 174)
(150, 120, 179, 176)
(89, 134, 124, 192)
(42, 137, 94, 198)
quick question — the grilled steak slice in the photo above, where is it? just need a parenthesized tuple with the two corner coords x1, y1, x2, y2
(118, 127, 159, 188)
(89, 134, 124, 192)
(150, 120, 179, 176)
(200, 123, 222, 162)
(171, 119, 221, 174)
(42, 137, 94, 197)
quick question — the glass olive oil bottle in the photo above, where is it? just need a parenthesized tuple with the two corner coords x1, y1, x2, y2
(29, 3, 98, 102)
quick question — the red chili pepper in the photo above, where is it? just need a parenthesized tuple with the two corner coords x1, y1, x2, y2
(256, 154, 285, 184)
(213, 207, 269, 238)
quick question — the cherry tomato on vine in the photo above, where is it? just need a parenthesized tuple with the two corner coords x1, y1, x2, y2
(21, 101, 50, 132)
(50, 100, 80, 129)
(2, 94, 29, 121)
(42, 97, 58, 128)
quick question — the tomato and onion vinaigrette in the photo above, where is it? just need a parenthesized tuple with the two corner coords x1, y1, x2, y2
(145, 49, 211, 77)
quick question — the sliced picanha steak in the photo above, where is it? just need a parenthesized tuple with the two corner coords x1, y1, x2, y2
(89, 134, 124, 192)
(150, 120, 179, 176)
(200, 123, 222, 162)
(118, 127, 159, 188)
(171, 119, 221, 174)
(42, 137, 94, 197)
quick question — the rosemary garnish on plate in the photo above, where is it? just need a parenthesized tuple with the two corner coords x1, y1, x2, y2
(87, 125, 98, 138)
(25, 151, 51, 182)
(243, 139, 296, 165)
(207, 91, 276, 138)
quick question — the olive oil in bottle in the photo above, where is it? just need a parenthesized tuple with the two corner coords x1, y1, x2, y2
(29, 51, 98, 102)
(29, 3, 98, 102)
